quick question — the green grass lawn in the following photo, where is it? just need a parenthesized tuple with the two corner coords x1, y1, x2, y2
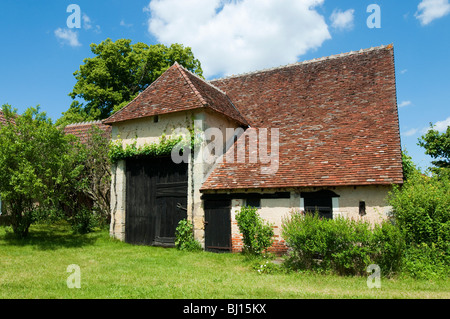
(0, 222, 449, 299)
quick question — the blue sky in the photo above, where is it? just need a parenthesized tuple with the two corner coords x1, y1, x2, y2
(0, 0, 449, 170)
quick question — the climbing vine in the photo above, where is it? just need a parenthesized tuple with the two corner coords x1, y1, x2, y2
(108, 125, 203, 163)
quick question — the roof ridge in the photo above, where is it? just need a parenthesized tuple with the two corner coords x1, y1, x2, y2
(176, 63, 249, 126)
(103, 63, 179, 124)
(65, 120, 104, 127)
(174, 62, 209, 107)
(176, 62, 228, 96)
(211, 44, 392, 82)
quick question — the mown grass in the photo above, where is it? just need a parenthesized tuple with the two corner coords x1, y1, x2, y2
(0, 222, 449, 299)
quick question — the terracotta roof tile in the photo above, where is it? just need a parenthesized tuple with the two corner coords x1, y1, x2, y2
(103, 63, 248, 126)
(64, 121, 112, 144)
(0, 111, 6, 126)
(0, 111, 15, 126)
(201, 44, 403, 190)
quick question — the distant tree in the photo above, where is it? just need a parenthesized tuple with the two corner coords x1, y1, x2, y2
(57, 39, 203, 125)
(418, 125, 450, 171)
(0, 105, 84, 237)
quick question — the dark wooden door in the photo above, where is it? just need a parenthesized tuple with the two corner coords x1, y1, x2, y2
(126, 156, 188, 246)
(204, 199, 231, 252)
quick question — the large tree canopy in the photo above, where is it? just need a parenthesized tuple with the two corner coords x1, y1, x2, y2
(57, 39, 203, 125)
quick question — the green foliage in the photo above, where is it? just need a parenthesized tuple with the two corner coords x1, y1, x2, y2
(402, 149, 420, 181)
(108, 134, 186, 163)
(418, 125, 450, 170)
(281, 212, 406, 276)
(235, 206, 274, 256)
(0, 105, 85, 237)
(387, 169, 449, 279)
(371, 220, 406, 276)
(69, 207, 101, 234)
(388, 171, 450, 248)
(402, 243, 450, 280)
(175, 219, 202, 252)
(59, 39, 203, 124)
(76, 125, 111, 222)
(55, 101, 99, 127)
(108, 124, 203, 163)
(252, 259, 284, 275)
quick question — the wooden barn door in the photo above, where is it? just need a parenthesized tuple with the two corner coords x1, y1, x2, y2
(125, 156, 188, 246)
(204, 199, 231, 252)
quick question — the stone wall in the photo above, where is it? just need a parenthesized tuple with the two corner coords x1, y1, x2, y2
(109, 109, 243, 246)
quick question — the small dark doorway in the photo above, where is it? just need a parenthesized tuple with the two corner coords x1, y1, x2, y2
(125, 156, 188, 246)
(204, 199, 231, 253)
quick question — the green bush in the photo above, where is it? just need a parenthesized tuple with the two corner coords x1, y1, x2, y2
(402, 243, 450, 280)
(69, 207, 100, 234)
(388, 170, 449, 278)
(388, 172, 450, 248)
(175, 219, 202, 252)
(281, 212, 406, 276)
(235, 206, 274, 256)
(371, 220, 406, 276)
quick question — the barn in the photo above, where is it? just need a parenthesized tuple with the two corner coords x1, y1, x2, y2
(104, 44, 403, 254)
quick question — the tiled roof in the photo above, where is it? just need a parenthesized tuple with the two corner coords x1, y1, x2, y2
(103, 62, 248, 126)
(64, 120, 112, 144)
(201, 45, 403, 190)
(0, 111, 15, 126)
(0, 111, 6, 125)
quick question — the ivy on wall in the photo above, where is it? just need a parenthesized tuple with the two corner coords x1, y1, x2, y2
(109, 135, 184, 163)
(108, 127, 203, 163)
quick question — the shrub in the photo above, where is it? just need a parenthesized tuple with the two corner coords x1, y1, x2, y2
(388, 171, 450, 249)
(69, 207, 100, 234)
(402, 242, 450, 280)
(388, 170, 449, 278)
(371, 220, 406, 276)
(281, 211, 406, 276)
(235, 206, 274, 256)
(175, 219, 202, 252)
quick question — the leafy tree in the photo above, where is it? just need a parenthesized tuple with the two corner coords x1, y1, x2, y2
(0, 105, 84, 237)
(418, 125, 450, 170)
(57, 39, 203, 125)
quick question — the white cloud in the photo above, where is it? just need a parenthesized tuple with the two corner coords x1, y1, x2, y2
(399, 100, 412, 108)
(402, 128, 419, 137)
(54, 28, 81, 47)
(432, 116, 450, 132)
(83, 13, 101, 33)
(145, 0, 331, 78)
(330, 9, 355, 30)
(407, 116, 450, 137)
(415, 0, 450, 25)
(120, 19, 133, 28)
(400, 69, 408, 74)
(82, 14, 92, 30)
